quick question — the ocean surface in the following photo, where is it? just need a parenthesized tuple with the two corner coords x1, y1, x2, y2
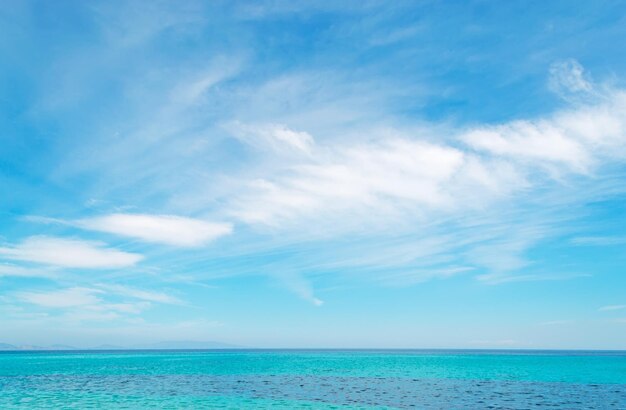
(0, 349, 624, 409)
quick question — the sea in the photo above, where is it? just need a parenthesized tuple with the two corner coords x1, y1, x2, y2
(0, 349, 624, 409)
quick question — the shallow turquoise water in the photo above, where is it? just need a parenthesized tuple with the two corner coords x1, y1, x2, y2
(0, 350, 624, 408)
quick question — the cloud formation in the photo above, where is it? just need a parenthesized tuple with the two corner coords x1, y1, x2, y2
(599, 305, 626, 312)
(2, 1, 626, 349)
(16, 284, 180, 323)
(96, 284, 182, 305)
(229, 86, 626, 231)
(0, 237, 142, 269)
(462, 92, 626, 172)
(0, 264, 56, 278)
(549, 59, 593, 97)
(227, 122, 315, 155)
(76, 214, 233, 247)
(19, 287, 102, 308)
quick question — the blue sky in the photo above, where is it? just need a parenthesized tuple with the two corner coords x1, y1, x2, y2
(1, 0, 626, 349)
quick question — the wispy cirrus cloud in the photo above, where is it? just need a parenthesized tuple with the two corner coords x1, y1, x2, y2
(272, 271, 324, 307)
(226, 122, 315, 155)
(461, 93, 626, 173)
(0, 237, 142, 269)
(96, 283, 182, 305)
(228, 135, 520, 228)
(572, 236, 626, 246)
(9, 53, 626, 300)
(477, 272, 591, 285)
(0, 264, 57, 279)
(16, 284, 181, 323)
(201, 59, 626, 291)
(227, 70, 626, 231)
(540, 320, 575, 326)
(75, 214, 233, 247)
(599, 305, 626, 312)
(19, 287, 102, 308)
(4, 0, 626, 349)
(549, 59, 594, 99)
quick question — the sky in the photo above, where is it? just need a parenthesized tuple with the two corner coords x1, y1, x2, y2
(1, 0, 626, 349)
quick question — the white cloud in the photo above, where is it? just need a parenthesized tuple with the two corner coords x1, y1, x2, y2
(272, 271, 323, 306)
(97, 283, 182, 304)
(477, 272, 590, 285)
(549, 59, 593, 96)
(463, 92, 626, 172)
(94, 302, 150, 314)
(16, 284, 177, 322)
(540, 320, 574, 326)
(227, 122, 315, 155)
(216, 78, 626, 288)
(61, 311, 122, 322)
(369, 25, 424, 46)
(571, 236, 626, 246)
(599, 305, 626, 312)
(19, 57, 626, 291)
(463, 120, 591, 171)
(170, 56, 244, 105)
(221, 62, 626, 293)
(229, 137, 480, 226)
(463, 60, 626, 175)
(76, 214, 233, 247)
(0, 237, 142, 269)
(228, 84, 626, 232)
(0, 264, 56, 278)
(19, 287, 102, 308)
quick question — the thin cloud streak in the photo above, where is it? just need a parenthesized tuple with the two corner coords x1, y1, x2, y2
(76, 214, 233, 247)
(599, 305, 626, 312)
(0, 237, 142, 269)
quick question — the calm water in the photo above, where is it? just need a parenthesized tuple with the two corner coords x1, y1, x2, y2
(0, 350, 624, 409)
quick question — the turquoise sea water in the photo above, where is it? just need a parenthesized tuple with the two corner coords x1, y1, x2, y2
(0, 350, 624, 409)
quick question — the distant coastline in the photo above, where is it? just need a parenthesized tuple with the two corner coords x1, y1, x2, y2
(0, 340, 240, 351)
(1, 344, 624, 355)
